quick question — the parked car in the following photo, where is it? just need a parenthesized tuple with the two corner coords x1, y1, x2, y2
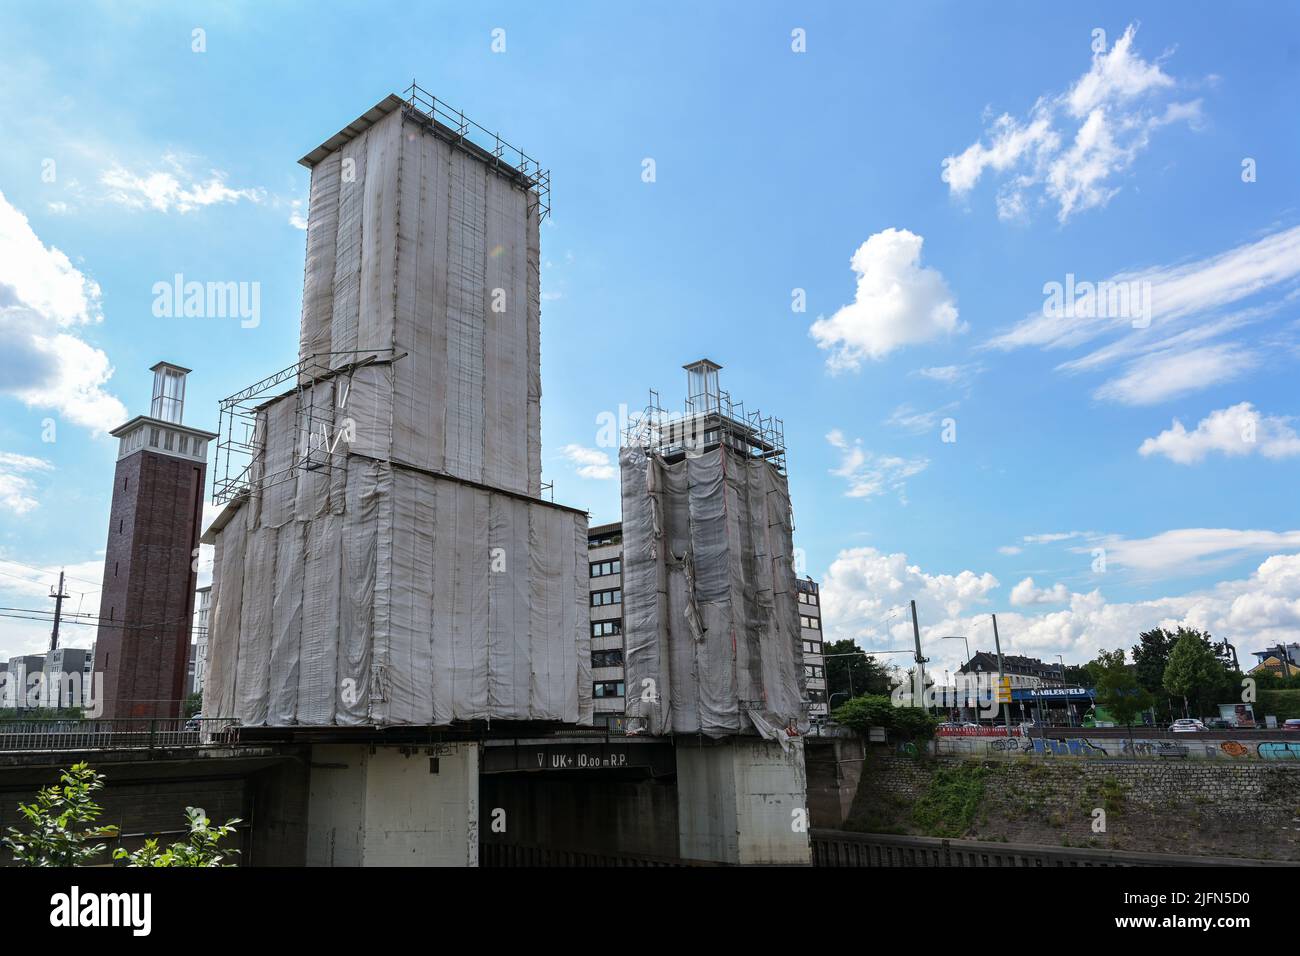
(1282, 718, 1300, 731)
(1202, 717, 1231, 730)
(184, 713, 202, 732)
(1170, 718, 1207, 732)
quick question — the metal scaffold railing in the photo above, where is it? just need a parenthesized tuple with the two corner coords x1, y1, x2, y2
(624, 385, 787, 475)
(212, 348, 404, 505)
(401, 81, 551, 222)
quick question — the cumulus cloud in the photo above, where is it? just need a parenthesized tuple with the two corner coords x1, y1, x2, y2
(826, 429, 928, 503)
(1010, 576, 1070, 606)
(561, 444, 616, 480)
(0, 452, 53, 515)
(820, 547, 1300, 677)
(100, 153, 264, 214)
(0, 191, 126, 434)
(810, 228, 962, 370)
(942, 24, 1199, 223)
(1139, 402, 1300, 464)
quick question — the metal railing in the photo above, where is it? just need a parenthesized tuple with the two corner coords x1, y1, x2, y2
(0, 718, 240, 753)
(809, 829, 1291, 867)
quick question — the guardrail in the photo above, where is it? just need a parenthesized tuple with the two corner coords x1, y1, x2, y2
(0, 718, 240, 753)
(808, 829, 1290, 867)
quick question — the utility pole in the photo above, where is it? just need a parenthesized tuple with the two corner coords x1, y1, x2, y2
(910, 600, 929, 713)
(48, 569, 69, 652)
(992, 613, 1012, 734)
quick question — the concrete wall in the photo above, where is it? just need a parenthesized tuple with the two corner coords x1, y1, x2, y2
(305, 743, 479, 867)
(805, 735, 864, 828)
(676, 738, 811, 865)
(854, 750, 1300, 861)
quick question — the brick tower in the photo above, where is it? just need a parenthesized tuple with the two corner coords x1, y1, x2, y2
(95, 363, 215, 719)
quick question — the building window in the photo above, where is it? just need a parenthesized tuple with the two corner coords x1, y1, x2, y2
(802, 640, 822, 656)
(593, 681, 625, 699)
(798, 592, 819, 606)
(804, 664, 825, 680)
(592, 649, 624, 668)
(591, 620, 622, 638)
(590, 588, 622, 607)
(149, 427, 160, 448)
(164, 429, 175, 451)
(800, 615, 820, 630)
(589, 532, 622, 548)
(193, 440, 206, 458)
(589, 559, 621, 578)
(178, 435, 189, 455)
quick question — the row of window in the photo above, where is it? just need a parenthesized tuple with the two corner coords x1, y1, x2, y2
(594, 681, 625, 699)
(804, 664, 825, 680)
(592, 649, 624, 669)
(591, 588, 622, 607)
(800, 615, 820, 630)
(589, 532, 622, 548)
(802, 640, 823, 656)
(591, 620, 622, 638)
(798, 591, 819, 606)
(590, 559, 621, 578)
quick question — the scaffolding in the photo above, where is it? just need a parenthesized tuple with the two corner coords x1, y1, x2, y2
(401, 81, 551, 222)
(212, 349, 404, 505)
(623, 385, 787, 475)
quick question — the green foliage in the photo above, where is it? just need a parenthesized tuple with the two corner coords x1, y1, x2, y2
(831, 693, 937, 742)
(823, 642, 892, 705)
(1, 763, 118, 866)
(114, 807, 241, 867)
(183, 692, 203, 719)
(912, 764, 986, 838)
(1163, 630, 1229, 717)
(1091, 649, 1153, 729)
(1257, 688, 1300, 720)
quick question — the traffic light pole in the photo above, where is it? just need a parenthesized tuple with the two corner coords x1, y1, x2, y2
(992, 613, 1012, 733)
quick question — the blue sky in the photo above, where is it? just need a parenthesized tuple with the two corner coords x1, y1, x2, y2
(1, 1, 1298, 677)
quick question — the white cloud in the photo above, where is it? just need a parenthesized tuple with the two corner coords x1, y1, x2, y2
(0, 452, 53, 515)
(820, 547, 1300, 677)
(942, 24, 1199, 223)
(561, 444, 616, 480)
(826, 430, 928, 503)
(1076, 528, 1300, 576)
(998, 545, 1023, 556)
(1092, 343, 1256, 405)
(917, 363, 984, 386)
(288, 199, 308, 230)
(810, 228, 962, 370)
(885, 402, 957, 434)
(1010, 576, 1070, 606)
(0, 191, 126, 434)
(1139, 402, 1300, 464)
(987, 225, 1300, 405)
(100, 153, 264, 214)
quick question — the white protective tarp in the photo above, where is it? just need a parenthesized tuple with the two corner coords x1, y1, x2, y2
(204, 448, 590, 727)
(296, 106, 541, 497)
(619, 444, 805, 737)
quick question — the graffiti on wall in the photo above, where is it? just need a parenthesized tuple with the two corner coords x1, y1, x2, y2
(1259, 742, 1300, 760)
(985, 737, 1109, 757)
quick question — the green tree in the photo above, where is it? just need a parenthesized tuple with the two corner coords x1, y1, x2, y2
(2, 763, 118, 866)
(183, 692, 202, 718)
(1163, 630, 1228, 718)
(1131, 627, 1179, 722)
(1092, 649, 1154, 749)
(823, 641, 891, 705)
(114, 807, 241, 867)
(831, 692, 937, 743)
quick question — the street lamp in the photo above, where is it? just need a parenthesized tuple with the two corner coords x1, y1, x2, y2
(1056, 653, 1072, 727)
(940, 635, 971, 722)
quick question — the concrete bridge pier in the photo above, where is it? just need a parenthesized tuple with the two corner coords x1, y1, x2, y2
(305, 743, 480, 867)
(674, 736, 812, 866)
